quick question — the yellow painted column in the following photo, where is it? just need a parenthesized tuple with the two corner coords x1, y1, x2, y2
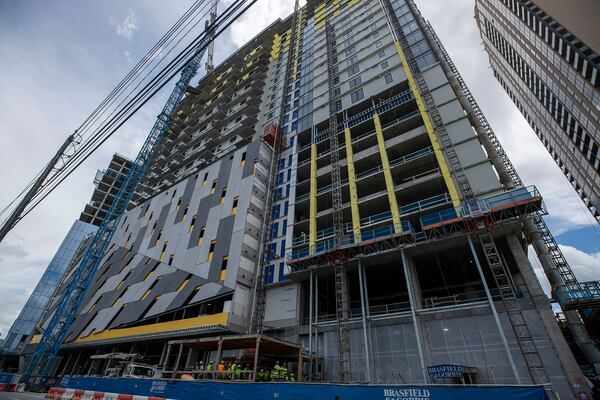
(393, 41, 461, 209)
(309, 143, 318, 253)
(374, 114, 402, 233)
(344, 127, 361, 242)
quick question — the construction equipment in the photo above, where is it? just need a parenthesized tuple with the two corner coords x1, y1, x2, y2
(250, 0, 300, 334)
(324, 19, 352, 383)
(20, 3, 219, 383)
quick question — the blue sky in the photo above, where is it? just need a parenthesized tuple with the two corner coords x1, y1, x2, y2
(0, 0, 599, 336)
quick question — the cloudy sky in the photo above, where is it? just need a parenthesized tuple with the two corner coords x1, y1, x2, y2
(0, 0, 599, 337)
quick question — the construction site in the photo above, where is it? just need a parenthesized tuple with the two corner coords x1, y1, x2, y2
(1, 0, 600, 399)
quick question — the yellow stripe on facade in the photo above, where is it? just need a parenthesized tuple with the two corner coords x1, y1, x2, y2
(309, 143, 318, 252)
(393, 41, 461, 208)
(315, 3, 326, 29)
(374, 114, 402, 233)
(333, 0, 341, 16)
(74, 313, 229, 343)
(348, 0, 359, 5)
(344, 127, 361, 242)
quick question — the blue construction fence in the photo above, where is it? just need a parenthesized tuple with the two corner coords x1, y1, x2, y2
(59, 376, 548, 400)
(0, 373, 16, 384)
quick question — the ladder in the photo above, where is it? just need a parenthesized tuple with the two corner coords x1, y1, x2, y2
(422, 19, 578, 286)
(325, 19, 352, 383)
(250, 0, 300, 334)
(381, 0, 551, 385)
(479, 228, 549, 385)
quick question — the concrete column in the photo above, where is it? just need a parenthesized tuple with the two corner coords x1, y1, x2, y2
(507, 235, 592, 397)
(401, 250, 428, 383)
(358, 260, 372, 383)
(524, 221, 600, 372)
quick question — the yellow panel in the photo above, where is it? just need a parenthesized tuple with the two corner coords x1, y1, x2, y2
(333, 0, 341, 16)
(374, 114, 402, 233)
(315, 3, 326, 29)
(393, 41, 461, 209)
(74, 313, 229, 343)
(309, 143, 318, 252)
(30, 334, 41, 344)
(344, 128, 361, 242)
(348, 0, 359, 5)
(219, 270, 227, 281)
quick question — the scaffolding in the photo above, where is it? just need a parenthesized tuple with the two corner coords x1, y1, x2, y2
(250, 0, 300, 334)
(324, 19, 352, 384)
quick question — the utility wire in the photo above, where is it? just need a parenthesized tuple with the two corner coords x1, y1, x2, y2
(19, 0, 255, 220)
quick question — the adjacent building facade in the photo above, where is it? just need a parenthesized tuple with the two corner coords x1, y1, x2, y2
(17, 1, 599, 398)
(0, 154, 132, 371)
(475, 0, 600, 223)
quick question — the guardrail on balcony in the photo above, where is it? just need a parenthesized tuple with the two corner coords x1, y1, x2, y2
(556, 281, 600, 310)
(419, 186, 543, 229)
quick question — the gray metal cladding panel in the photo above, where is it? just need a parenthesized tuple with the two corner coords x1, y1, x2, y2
(108, 299, 151, 328)
(131, 224, 148, 253)
(190, 282, 228, 304)
(164, 275, 206, 312)
(93, 286, 127, 310)
(188, 196, 213, 249)
(126, 261, 156, 284)
(148, 203, 171, 248)
(66, 312, 96, 341)
(242, 140, 262, 179)
(209, 215, 234, 282)
(144, 292, 179, 317)
(212, 157, 233, 208)
(145, 270, 188, 300)
(174, 177, 197, 223)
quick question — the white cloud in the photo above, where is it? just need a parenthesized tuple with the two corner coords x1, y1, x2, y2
(110, 9, 138, 40)
(227, 0, 305, 48)
(559, 245, 600, 282)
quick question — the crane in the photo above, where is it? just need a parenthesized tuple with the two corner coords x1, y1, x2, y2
(21, 2, 218, 382)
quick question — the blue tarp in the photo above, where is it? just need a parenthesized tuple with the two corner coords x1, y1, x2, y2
(59, 376, 548, 400)
(0, 373, 15, 384)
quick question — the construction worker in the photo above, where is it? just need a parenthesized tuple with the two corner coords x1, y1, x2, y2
(281, 363, 288, 382)
(270, 362, 280, 381)
(229, 360, 238, 380)
(207, 361, 214, 379)
(217, 359, 225, 379)
(197, 361, 205, 379)
(258, 368, 267, 382)
(234, 361, 242, 380)
(242, 363, 251, 380)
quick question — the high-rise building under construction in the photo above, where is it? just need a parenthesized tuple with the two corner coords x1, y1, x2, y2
(19, 1, 600, 398)
(475, 0, 600, 224)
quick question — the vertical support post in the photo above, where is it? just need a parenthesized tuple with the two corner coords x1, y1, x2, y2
(163, 343, 172, 373)
(357, 259, 372, 383)
(216, 337, 223, 365)
(253, 336, 261, 382)
(467, 236, 521, 383)
(308, 271, 314, 380)
(174, 344, 184, 376)
(373, 114, 402, 233)
(298, 349, 303, 382)
(69, 351, 81, 376)
(159, 342, 168, 367)
(314, 274, 319, 380)
(400, 249, 428, 383)
(344, 127, 361, 242)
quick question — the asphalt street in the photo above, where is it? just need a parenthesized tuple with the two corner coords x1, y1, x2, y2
(0, 392, 45, 400)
